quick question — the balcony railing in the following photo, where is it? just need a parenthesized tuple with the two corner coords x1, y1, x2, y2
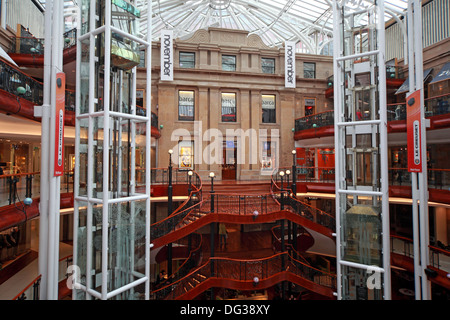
(296, 93, 450, 132)
(0, 59, 77, 113)
(0, 167, 203, 208)
(0, 171, 74, 207)
(9, 28, 77, 55)
(12, 254, 73, 300)
(12, 275, 41, 300)
(295, 110, 334, 132)
(0, 59, 43, 105)
(391, 235, 450, 273)
(274, 166, 450, 191)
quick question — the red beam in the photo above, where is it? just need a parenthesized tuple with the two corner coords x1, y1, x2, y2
(9, 45, 76, 68)
(0, 89, 75, 126)
(0, 193, 74, 232)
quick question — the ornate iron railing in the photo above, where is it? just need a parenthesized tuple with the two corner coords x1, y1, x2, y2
(295, 110, 334, 132)
(0, 59, 77, 113)
(153, 251, 336, 300)
(270, 172, 336, 232)
(391, 234, 450, 273)
(295, 93, 450, 132)
(9, 28, 77, 54)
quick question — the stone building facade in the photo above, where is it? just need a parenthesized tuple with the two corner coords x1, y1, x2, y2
(138, 27, 333, 181)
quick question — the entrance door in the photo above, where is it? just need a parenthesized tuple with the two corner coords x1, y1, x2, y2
(222, 140, 237, 180)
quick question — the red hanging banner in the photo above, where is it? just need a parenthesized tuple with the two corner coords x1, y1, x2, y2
(54, 72, 65, 177)
(406, 90, 422, 173)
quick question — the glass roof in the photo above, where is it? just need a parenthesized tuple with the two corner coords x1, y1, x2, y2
(37, 0, 410, 54)
(36, 0, 79, 31)
(137, 0, 409, 53)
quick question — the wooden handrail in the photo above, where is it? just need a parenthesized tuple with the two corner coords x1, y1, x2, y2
(294, 110, 334, 121)
(12, 275, 41, 300)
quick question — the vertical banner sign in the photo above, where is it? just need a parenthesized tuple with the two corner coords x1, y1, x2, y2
(406, 90, 422, 172)
(54, 72, 66, 176)
(161, 29, 173, 81)
(285, 41, 296, 88)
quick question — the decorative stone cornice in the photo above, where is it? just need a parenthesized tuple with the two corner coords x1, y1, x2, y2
(179, 27, 271, 50)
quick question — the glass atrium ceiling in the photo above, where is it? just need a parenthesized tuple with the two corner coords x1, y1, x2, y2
(138, 0, 409, 53)
(37, 1, 410, 53)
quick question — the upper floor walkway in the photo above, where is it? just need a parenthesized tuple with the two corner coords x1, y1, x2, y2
(295, 93, 450, 141)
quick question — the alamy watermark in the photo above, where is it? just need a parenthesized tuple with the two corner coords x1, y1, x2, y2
(169, 121, 280, 175)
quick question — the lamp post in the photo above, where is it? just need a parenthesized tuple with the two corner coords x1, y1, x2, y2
(279, 170, 286, 300)
(209, 172, 215, 300)
(291, 150, 298, 258)
(187, 170, 194, 251)
(285, 169, 292, 251)
(167, 149, 173, 279)
(168, 149, 174, 215)
(279, 171, 285, 210)
(187, 170, 193, 205)
(285, 169, 291, 194)
(292, 149, 297, 197)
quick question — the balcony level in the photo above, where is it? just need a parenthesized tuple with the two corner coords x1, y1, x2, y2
(294, 92, 450, 141)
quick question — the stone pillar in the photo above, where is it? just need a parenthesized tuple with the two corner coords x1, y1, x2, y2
(280, 92, 296, 168)
(238, 89, 251, 179)
(209, 88, 221, 178)
(157, 85, 176, 167)
(197, 87, 209, 178)
(250, 90, 261, 174)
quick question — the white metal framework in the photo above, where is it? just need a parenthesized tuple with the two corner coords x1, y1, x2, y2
(73, 0, 152, 300)
(333, 0, 391, 300)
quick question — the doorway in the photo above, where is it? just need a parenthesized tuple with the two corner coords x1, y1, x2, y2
(222, 140, 237, 180)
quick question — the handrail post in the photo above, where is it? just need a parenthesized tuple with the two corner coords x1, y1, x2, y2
(25, 174, 33, 199)
(209, 172, 215, 301)
(167, 150, 174, 280)
(7, 176, 18, 205)
(292, 150, 297, 197)
(33, 278, 41, 300)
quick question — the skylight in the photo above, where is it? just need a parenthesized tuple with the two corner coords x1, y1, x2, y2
(136, 0, 409, 54)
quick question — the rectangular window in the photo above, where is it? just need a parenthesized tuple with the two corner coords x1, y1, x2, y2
(262, 94, 276, 123)
(180, 52, 195, 69)
(222, 55, 236, 71)
(304, 62, 316, 79)
(178, 90, 194, 121)
(221, 93, 236, 122)
(262, 58, 275, 74)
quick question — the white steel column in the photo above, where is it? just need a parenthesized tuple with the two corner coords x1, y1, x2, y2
(332, 0, 342, 299)
(145, 2, 152, 299)
(407, 0, 430, 300)
(377, 0, 391, 299)
(39, 0, 64, 300)
(39, 0, 53, 300)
